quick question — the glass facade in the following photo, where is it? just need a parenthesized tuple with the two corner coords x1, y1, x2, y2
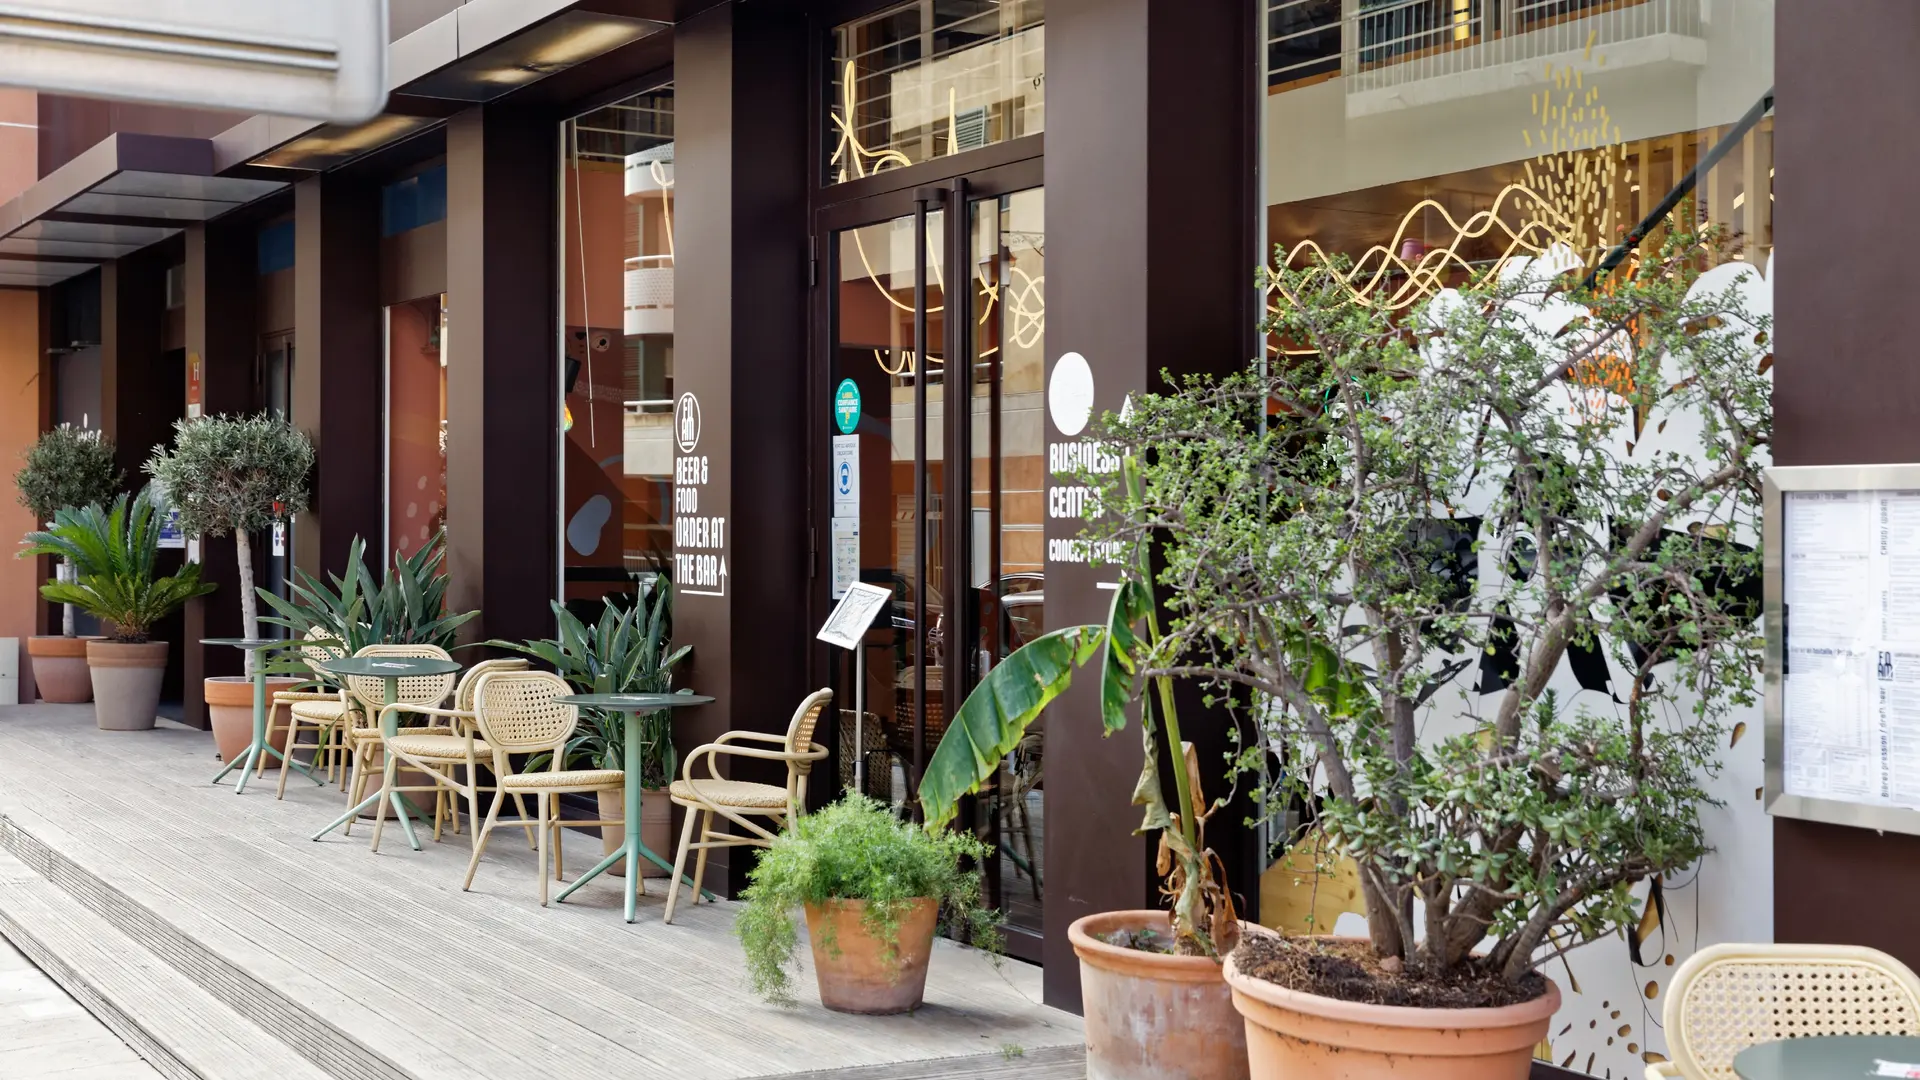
(559, 86, 676, 620)
(827, 0, 1044, 185)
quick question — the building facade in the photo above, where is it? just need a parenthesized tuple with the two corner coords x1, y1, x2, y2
(0, 1, 1899, 1068)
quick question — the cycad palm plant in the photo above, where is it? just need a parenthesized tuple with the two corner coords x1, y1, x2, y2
(22, 486, 215, 643)
(258, 532, 477, 663)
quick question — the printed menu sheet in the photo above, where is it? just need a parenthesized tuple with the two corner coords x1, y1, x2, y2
(1783, 490, 1920, 807)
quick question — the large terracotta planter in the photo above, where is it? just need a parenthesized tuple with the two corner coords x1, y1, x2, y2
(205, 676, 301, 764)
(597, 788, 674, 878)
(802, 897, 938, 1015)
(1069, 910, 1249, 1080)
(1222, 941, 1560, 1080)
(86, 641, 168, 731)
(27, 636, 99, 703)
(353, 746, 440, 818)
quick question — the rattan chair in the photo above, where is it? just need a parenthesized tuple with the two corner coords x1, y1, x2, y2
(272, 628, 355, 798)
(1647, 942, 1920, 1080)
(340, 644, 460, 839)
(663, 687, 831, 923)
(366, 657, 535, 853)
(454, 670, 625, 905)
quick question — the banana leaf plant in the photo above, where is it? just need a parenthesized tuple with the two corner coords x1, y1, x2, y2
(485, 582, 691, 788)
(22, 486, 216, 643)
(918, 462, 1239, 958)
(257, 531, 477, 684)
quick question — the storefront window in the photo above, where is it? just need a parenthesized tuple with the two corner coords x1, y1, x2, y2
(827, 0, 1044, 185)
(560, 86, 675, 620)
(384, 295, 448, 563)
(1257, 1, 1772, 1072)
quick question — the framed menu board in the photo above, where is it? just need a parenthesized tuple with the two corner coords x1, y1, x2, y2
(1766, 464, 1920, 835)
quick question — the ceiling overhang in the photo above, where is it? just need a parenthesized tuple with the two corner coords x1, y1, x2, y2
(0, 134, 289, 288)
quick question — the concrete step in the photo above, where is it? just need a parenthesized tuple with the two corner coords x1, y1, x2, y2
(0, 847, 333, 1080)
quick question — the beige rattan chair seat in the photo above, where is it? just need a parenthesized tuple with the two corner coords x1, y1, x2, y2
(351, 724, 455, 743)
(502, 769, 625, 792)
(289, 700, 352, 722)
(669, 778, 789, 809)
(386, 734, 492, 760)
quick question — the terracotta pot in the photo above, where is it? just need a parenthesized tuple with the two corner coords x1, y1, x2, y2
(353, 746, 441, 818)
(27, 636, 99, 703)
(1069, 910, 1249, 1080)
(802, 897, 938, 1015)
(597, 788, 674, 878)
(205, 676, 302, 764)
(1222, 940, 1560, 1080)
(85, 641, 169, 731)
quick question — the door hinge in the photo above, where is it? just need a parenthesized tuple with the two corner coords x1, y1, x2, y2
(808, 235, 818, 288)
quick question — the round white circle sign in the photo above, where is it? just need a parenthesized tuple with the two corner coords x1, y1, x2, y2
(1048, 351, 1094, 437)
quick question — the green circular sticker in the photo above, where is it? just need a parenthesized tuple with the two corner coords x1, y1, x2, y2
(834, 378, 862, 435)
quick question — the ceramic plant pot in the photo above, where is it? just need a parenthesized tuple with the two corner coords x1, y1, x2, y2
(596, 788, 674, 878)
(86, 640, 168, 731)
(205, 676, 301, 764)
(1222, 939, 1560, 1080)
(27, 635, 98, 703)
(1069, 910, 1249, 1080)
(803, 897, 939, 1015)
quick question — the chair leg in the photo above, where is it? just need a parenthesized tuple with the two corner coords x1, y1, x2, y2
(369, 752, 399, 853)
(514, 793, 537, 849)
(554, 810, 565, 881)
(537, 794, 552, 907)
(466, 781, 483, 858)
(663, 803, 700, 924)
(275, 718, 302, 800)
(690, 811, 715, 907)
(462, 788, 505, 892)
(343, 742, 367, 837)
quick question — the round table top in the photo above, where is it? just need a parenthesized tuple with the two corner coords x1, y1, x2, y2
(200, 637, 282, 650)
(1733, 1034, 1920, 1079)
(556, 692, 714, 711)
(317, 655, 461, 678)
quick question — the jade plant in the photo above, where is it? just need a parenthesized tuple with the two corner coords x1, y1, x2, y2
(14, 425, 124, 635)
(146, 413, 313, 671)
(737, 794, 999, 1004)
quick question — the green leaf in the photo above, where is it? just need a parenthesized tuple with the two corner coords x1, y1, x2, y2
(1101, 579, 1154, 735)
(919, 624, 1107, 832)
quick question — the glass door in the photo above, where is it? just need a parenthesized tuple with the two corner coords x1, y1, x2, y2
(821, 171, 1044, 956)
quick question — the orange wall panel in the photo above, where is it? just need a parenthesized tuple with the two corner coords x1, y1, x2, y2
(0, 289, 43, 699)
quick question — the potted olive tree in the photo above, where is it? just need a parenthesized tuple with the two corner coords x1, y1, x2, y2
(23, 487, 215, 729)
(146, 413, 313, 762)
(736, 794, 999, 1014)
(487, 581, 688, 877)
(13, 425, 122, 702)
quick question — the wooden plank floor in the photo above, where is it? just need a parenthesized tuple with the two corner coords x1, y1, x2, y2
(0, 934, 162, 1079)
(0, 706, 1082, 1080)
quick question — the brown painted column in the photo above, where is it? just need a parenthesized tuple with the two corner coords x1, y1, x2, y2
(1772, 0, 1920, 962)
(102, 241, 189, 706)
(294, 175, 382, 580)
(671, 1, 810, 897)
(444, 104, 558, 648)
(1042, 0, 1259, 1009)
(179, 221, 259, 724)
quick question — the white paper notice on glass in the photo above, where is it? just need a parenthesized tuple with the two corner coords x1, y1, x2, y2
(832, 434, 859, 518)
(272, 521, 287, 557)
(817, 581, 891, 652)
(831, 518, 859, 600)
(1782, 489, 1920, 809)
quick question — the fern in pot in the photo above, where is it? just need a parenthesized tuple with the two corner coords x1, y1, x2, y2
(486, 581, 689, 877)
(13, 425, 123, 702)
(22, 486, 214, 730)
(736, 794, 999, 1015)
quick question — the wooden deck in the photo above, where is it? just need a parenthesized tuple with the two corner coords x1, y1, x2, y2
(0, 705, 1083, 1080)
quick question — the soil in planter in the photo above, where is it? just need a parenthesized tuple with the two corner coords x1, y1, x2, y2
(1101, 927, 1179, 954)
(1232, 933, 1548, 1010)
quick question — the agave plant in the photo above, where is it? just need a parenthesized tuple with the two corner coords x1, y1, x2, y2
(486, 581, 690, 787)
(258, 532, 476, 679)
(21, 485, 215, 643)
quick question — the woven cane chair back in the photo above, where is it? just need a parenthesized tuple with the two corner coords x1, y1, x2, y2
(1666, 943, 1920, 1080)
(785, 688, 833, 763)
(343, 644, 457, 715)
(453, 657, 529, 713)
(473, 670, 578, 755)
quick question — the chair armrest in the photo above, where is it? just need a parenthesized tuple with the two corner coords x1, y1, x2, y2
(1644, 1063, 1680, 1080)
(274, 691, 346, 703)
(376, 703, 475, 733)
(714, 731, 789, 746)
(681, 741, 830, 783)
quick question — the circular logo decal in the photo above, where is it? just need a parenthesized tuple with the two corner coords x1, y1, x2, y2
(675, 392, 702, 453)
(834, 378, 862, 435)
(1048, 351, 1095, 437)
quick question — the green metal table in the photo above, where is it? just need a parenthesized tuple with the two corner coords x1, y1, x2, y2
(204, 638, 323, 795)
(1734, 1034, 1920, 1078)
(551, 692, 714, 922)
(308, 654, 462, 852)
